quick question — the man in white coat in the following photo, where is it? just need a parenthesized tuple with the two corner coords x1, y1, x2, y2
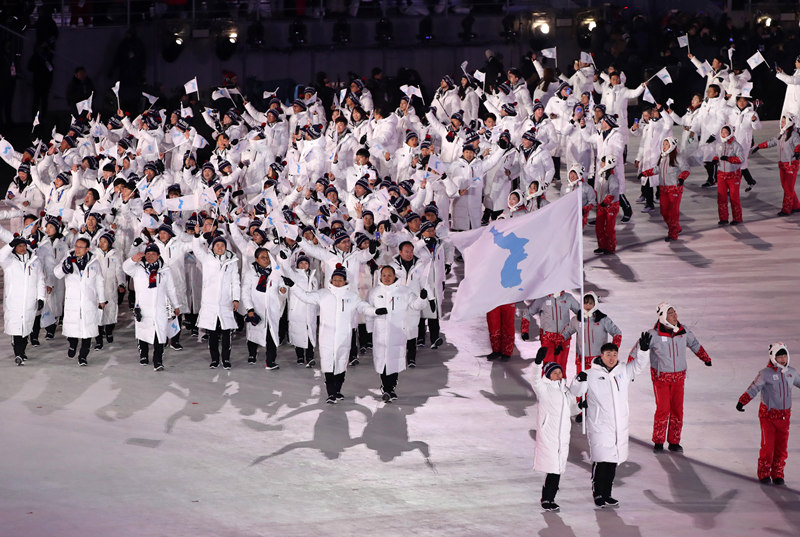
(54, 237, 106, 366)
(283, 264, 382, 404)
(572, 334, 651, 508)
(0, 233, 47, 365)
(776, 56, 800, 120)
(241, 247, 287, 370)
(123, 243, 179, 371)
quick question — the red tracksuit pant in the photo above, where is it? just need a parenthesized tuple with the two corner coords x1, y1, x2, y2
(651, 369, 686, 444)
(595, 201, 620, 253)
(758, 404, 791, 480)
(540, 330, 570, 371)
(487, 304, 515, 356)
(717, 171, 742, 222)
(659, 185, 683, 239)
(778, 161, 800, 214)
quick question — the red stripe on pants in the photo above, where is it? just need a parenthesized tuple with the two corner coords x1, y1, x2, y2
(716, 171, 742, 222)
(778, 161, 800, 214)
(758, 403, 791, 480)
(595, 201, 620, 253)
(659, 185, 683, 239)
(487, 304, 515, 356)
(651, 369, 686, 444)
(540, 330, 569, 371)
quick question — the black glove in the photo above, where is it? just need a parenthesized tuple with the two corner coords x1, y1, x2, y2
(534, 347, 547, 364)
(554, 344, 563, 356)
(369, 239, 379, 254)
(390, 214, 399, 223)
(132, 237, 143, 247)
(678, 179, 685, 186)
(279, 251, 288, 259)
(706, 135, 716, 144)
(446, 131, 456, 142)
(578, 399, 588, 409)
(420, 289, 428, 299)
(599, 201, 607, 208)
(576, 371, 588, 382)
(639, 331, 652, 351)
(281, 276, 295, 287)
(37, 299, 44, 311)
(133, 306, 143, 322)
(794, 152, 800, 160)
(521, 332, 530, 341)
(359, 135, 367, 145)
(445, 264, 452, 275)
(61, 258, 74, 273)
(375, 307, 388, 315)
(428, 106, 438, 115)
(294, 235, 302, 243)
(705, 360, 712, 367)
(720, 155, 729, 161)
(429, 299, 437, 313)
(736, 402, 745, 412)
(751, 146, 759, 154)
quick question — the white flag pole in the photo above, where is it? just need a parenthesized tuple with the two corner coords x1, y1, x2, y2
(577, 187, 586, 436)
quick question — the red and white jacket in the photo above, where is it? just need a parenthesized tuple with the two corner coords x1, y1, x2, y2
(629, 322, 710, 376)
(525, 292, 581, 334)
(739, 362, 800, 412)
(712, 134, 743, 173)
(757, 128, 800, 163)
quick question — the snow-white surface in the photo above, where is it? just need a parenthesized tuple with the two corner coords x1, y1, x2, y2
(0, 122, 798, 536)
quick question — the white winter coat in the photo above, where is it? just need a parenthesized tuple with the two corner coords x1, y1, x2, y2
(777, 69, 800, 119)
(573, 349, 649, 463)
(286, 267, 319, 348)
(191, 237, 241, 330)
(240, 263, 286, 347)
(123, 258, 179, 343)
(532, 361, 581, 474)
(54, 252, 106, 338)
(293, 284, 375, 374)
(0, 246, 46, 336)
(369, 280, 425, 375)
(95, 247, 125, 325)
(445, 149, 508, 230)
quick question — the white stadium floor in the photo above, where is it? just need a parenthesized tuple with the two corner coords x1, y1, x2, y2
(1, 121, 798, 536)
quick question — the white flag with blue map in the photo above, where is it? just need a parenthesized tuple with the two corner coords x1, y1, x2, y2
(449, 190, 582, 322)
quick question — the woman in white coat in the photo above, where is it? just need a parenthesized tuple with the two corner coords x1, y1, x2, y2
(286, 254, 319, 367)
(94, 230, 125, 349)
(532, 354, 581, 511)
(572, 336, 651, 507)
(54, 237, 106, 366)
(31, 215, 68, 341)
(153, 223, 193, 350)
(191, 234, 241, 370)
(241, 248, 287, 370)
(416, 223, 448, 349)
(0, 234, 47, 365)
(123, 244, 179, 371)
(284, 264, 382, 404)
(369, 266, 427, 402)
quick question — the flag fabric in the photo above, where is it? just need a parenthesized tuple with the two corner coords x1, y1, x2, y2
(212, 88, 232, 101)
(184, 77, 199, 94)
(473, 70, 486, 83)
(32, 111, 40, 129)
(111, 80, 120, 96)
(263, 88, 279, 99)
(192, 135, 209, 149)
(460, 60, 469, 74)
(170, 127, 185, 147)
(165, 195, 198, 212)
(400, 85, 423, 102)
(142, 92, 159, 105)
(728, 47, 734, 66)
(199, 186, 218, 207)
(677, 35, 689, 48)
(168, 316, 181, 338)
(747, 51, 765, 70)
(0, 138, 14, 164)
(654, 67, 672, 85)
(643, 86, 656, 104)
(140, 214, 159, 229)
(180, 103, 193, 118)
(541, 47, 557, 59)
(696, 60, 712, 77)
(580, 51, 594, 64)
(448, 190, 583, 322)
(76, 92, 93, 114)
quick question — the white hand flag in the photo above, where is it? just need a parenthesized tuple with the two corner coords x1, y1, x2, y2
(643, 86, 656, 104)
(541, 47, 557, 59)
(460, 60, 469, 74)
(192, 135, 209, 149)
(473, 70, 486, 83)
(654, 67, 672, 85)
(746, 51, 765, 70)
(184, 77, 199, 95)
(142, 92, 159, 105)
(76, 92, 93, 114)
(262, 87, 279, 99)
(677, 35, 689, 48)
(165, 195, 198, 212)
(580, 51, 594, 65)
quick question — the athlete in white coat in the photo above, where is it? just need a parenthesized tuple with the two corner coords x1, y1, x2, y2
(0, 234, 47, 365)
(94, 231, 125, 349)
(776, 56, 800, 119)
(241, 248, 287, 370)
(572, 335, 651, 508)
(284, 264, 381, 404)
(369, 266, 427, 402)
(54, 237, 107, 366)
(285, 254, 319, 367)
(123, 243, 179, 371)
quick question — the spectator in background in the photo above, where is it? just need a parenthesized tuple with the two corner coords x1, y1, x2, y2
(66, 66, 95, 117)
(111, 29, 147, 112)
(0, 39, 19, 129)
(35, 6, 59, 48)
(28, 42, 54, 117)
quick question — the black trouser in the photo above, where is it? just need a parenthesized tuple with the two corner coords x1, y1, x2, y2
(138, 338, 165, 366)
(31, 315, 42, 340)
(208, 320, 232, 364)
(642, 183, 655, 208)
(704, 161, 717, 183)
(349, 329, 358, 360)
(12, 335, 28, 358)
(592, 461, 618, 500)
(170, 315, 182, 344)
(542, 473, 561, 503)
(380, 368, 398, 393)
(234, 311, 245, 332)
(552, 156, 561, 179)
(184, 313, 198, 330)
(279, 308, 289, 343)
(68, 337, 92, 359)
(294, 342, 315, 362)
(97, 324, 115, 344)
(742, 167, 755, 186)
(127, 278, 136, 308)
(357, 323, 372, 348)
(619, 194, 632, 218)
(324, 371, 346, 397)
(248, 330, 277, 366)
(406, 338, 417, 364)
(418, 318, 440, 343)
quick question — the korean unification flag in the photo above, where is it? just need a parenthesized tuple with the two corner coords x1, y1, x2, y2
(580, 51, 594, 64)
(192, 135, 209, 149)
(643, 86, 656, 104)
(76, 92, 93, 114)
(541, 47, 557, 59)
(165, 195, 198, 212)
(677, 35, 689, 48)
(654, 67, 672, 85)
(142, 92, 159, 105)
(184, 77, 199, 95)
(199, 185, 218, 208)
(473, 70, 486, 83)
(168, 316, 181, 338)
(747, 51, 765, 70)
(448, 190, 583, 322)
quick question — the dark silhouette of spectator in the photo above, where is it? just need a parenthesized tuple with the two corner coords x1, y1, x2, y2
(0, 38, 20, 128)
(35, 6, 60, 48)
(28, 42, 54, 117)
(66, 66, 95, 116)
(111, 29, 147, 113)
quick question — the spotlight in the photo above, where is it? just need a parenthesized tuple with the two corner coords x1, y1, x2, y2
(459, 14, 477, 42)
(417, 16, 434, 42)
(500, 15, 517, 41)
(216, 28, 239, 60)
(586, 19, 596, 31)
(532, 19, 550, 35)
(228, 31, 238, 44)
(376, 17, 393, 43)
(289, 19, 307, 46)
(333, 17, 351, 45)
(162, 32, 185, 63)
(175, 36, 183, 46)
(757, 15, 773, 27)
